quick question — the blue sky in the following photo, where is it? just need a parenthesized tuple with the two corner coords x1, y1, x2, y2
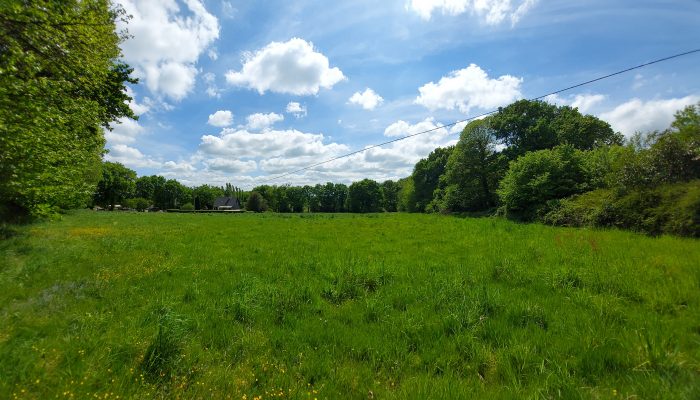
(107, 0, 700, 188)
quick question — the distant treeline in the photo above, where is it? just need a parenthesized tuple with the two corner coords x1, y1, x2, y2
(90, 99, 699, 237)
(249, 99, 700, 237)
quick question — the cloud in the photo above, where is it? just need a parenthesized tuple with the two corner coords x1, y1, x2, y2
(198, 128, 349, 161)
(415, 64, 522, 113)
(124, 87, 150, 115)
(599, 96, 700, 137)
(158, 117, 461, 187)
(246, 112, 284, 131)
(117, 0, 219, 100)
(225, 38, 346, 95)
(106, 144, 161, 168)
(286, 102, 308, 118)
(349, 88, 384, 110)
(105, 118, 145, 145)
(202, 72, 222, 98)
(207, 110, 234, 127)
(203, 158, 257, 174)
(407, 0, 537, 25)
(221, 1, 237, 19)
(162, 161, 196, 173)
(545, 93, 606, 114)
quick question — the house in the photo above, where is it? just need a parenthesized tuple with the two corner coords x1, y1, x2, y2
(213, 196, 242, 211)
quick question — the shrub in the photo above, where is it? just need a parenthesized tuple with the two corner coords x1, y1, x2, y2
(544, 180, 700, 237)
(498, 145, 589, 219)
(180, 203, 195, 211)
(246, 191, 266, 212)
(125, 197, 151, 211)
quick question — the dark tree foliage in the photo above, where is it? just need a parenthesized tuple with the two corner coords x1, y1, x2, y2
(192, 185, 225, 210)
(347, 179, 383, 213)
(282, 186, 306, 213)
(135, 175, 166, 205)
(497, 145, 590, 219)
(439, 120, 505, 212)
(489, 100, 622, 160)
(94, 162, 136, 210)
(0, 0, 137, 219)
(246, 192, 266, 212)
(411, 146, 453, 212)
(380, 180, 401, 212)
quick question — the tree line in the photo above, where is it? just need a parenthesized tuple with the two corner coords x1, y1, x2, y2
(92, 167, 247, 211)
(1, 3, 696, 237)
(242, 99, 698, 237)
(399, 100, 700, 236)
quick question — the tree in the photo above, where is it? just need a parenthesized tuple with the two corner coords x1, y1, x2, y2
(246, 192, 266, 212)
(440, 120, 504, 212)
(285, 186, 306, 212)
(94, 162, 136, 210)
(135, 175, 166, 205)
(348, 179, 383, 213)
(497, 145, 590, 218)
(411, 146, 453, 212)
(397, 177, 416, 212)
(162, 180, 191, 209)
(192, 185, 224, 210)
(125, 197, 150, 211)
(0, 1, 137, 220)
(380, 180, 400, 212)
(488, 100, 622, 160)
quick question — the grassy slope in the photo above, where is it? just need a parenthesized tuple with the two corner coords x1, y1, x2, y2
(0, 211, 699, 399)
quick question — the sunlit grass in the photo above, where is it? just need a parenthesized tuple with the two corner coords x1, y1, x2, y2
(1, 211, 699, 399)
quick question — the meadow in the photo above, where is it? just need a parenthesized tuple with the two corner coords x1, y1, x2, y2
(1, 211, 699, 399)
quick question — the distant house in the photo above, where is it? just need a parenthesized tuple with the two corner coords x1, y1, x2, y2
(213, 197, 242, 211)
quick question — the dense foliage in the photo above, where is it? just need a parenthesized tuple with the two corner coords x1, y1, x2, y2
(405, 100, 699, 237)
(0, 0, 136, 220)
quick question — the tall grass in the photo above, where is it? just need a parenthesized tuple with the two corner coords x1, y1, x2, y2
(0, 211, 698, 398)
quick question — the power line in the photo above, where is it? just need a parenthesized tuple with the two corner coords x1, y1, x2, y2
(249, 48, 700, 188)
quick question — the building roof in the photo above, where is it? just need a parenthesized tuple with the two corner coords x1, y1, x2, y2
(213, 197, 241, 209)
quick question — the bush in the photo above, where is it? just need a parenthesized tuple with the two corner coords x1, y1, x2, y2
(543, 189, 614, 227)
(544, 180, 700, 237)
(246, 192, 266, 212)
(180, 203, 195, 211)
(125, 197, 151, 211)
(498, 145, 589, 219)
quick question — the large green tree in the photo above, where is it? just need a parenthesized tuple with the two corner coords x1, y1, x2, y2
(380, 180, 401, 212)
(0, 0, 137, 219)
(94, 162, 136, 210)
(489, 100, 622, 159)
(348, 179, 383, 213)
(192, 184, 225, 210)
(411, 146, 453, 212)
(440, 120, 504, 212)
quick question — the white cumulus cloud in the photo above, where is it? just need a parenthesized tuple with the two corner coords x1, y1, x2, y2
(599, 96, 700, 137)
(286, 102, 308, 118)
(207, 110, 234, 127)
(545, 93, 606, 114)
(225, 38, 346, 95)
(117, 0, 220, 100)
(246, 112, 284, 131)
(349, 88, 384, 110)
(106, 144, 161, 168)
(415, 64, 522, 114)
(407, 0, 538, 25)
(105, 118, 145, 145)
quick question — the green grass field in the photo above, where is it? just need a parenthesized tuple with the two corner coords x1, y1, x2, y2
(1, 211, 699, 399)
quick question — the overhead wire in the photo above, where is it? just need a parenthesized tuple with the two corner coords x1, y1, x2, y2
(246, 48, 700, 188)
